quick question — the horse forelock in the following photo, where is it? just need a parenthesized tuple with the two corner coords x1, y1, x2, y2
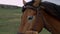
(22, 1, 34, 13)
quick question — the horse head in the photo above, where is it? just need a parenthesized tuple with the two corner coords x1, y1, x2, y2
(18, 0, 45, 34)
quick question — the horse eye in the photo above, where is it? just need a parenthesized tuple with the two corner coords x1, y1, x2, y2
(28, 16, 33, 20)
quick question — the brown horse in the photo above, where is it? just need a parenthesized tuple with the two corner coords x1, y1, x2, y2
(18, 0, 60, 34)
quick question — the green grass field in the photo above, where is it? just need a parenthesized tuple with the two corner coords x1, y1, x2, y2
(0, 8, 51, 34)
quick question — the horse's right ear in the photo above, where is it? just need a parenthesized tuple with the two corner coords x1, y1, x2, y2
(23, 0, 26, 5)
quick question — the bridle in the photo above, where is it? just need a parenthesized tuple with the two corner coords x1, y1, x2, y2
(22, 5, 43, 12)
(19, 3, 53, 34)
(18, 2, 55, 34)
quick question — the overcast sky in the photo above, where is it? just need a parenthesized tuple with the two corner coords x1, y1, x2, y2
(0, 0, 60, 7)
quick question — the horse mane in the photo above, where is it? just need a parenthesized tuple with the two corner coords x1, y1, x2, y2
(22, 1, 60, 20)
(41, 1, 60, 20)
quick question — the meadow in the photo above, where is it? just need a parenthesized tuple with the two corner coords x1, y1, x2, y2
(0, 8, 51, 34)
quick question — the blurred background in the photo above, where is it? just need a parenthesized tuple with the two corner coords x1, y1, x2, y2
(0, 4, 21, 34)
(0, 0, 21, 34)
(0, 0, 60, 34)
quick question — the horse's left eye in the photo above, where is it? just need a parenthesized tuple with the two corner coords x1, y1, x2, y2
(27, 16, 33, 20)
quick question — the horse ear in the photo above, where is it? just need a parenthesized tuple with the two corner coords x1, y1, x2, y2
(33, 0, 41, 7)
(23, 0, 26, 5)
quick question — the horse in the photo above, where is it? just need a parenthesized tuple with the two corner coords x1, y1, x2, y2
(18, 0, 60, 34)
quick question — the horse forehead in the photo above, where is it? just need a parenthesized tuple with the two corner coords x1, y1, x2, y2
(23, 6, 37, 11)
